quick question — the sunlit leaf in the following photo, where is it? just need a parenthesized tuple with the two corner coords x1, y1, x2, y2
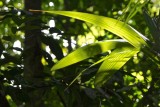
(30, 10, 149, 48)
(29, 9, 148, 87)
(51, 39, 130, 71)
(95, 45, 139, 87)
(121, 0, 148, 23)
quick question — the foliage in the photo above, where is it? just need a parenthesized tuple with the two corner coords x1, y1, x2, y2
(0, 0, 160, 107)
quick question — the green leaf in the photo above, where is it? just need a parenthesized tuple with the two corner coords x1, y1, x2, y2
(143, 9, 160, 49)
(41, 35, 64, 60)
(11, 27, 17, 34)
(95, 45, 139, 87)
(29, 10, 147, 87)
(30, 10, 148, 48)
(67, 43, 139, 87)
(12, 15, 23, 26)
(51, 39, 130, 71)
(121, 0, 148, 23)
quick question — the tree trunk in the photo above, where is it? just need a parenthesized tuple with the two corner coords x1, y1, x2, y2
(24, 0, 44, 107)
(0, 84, 10, 107)
(24, 0, 42, 79)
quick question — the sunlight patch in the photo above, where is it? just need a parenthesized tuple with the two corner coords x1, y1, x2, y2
(49, 20, 55, 27)
(13, 40, 21, 54)
(63, 39, 68, 47)
(49, 2, 54, 7)
(46, 46, 50, 53)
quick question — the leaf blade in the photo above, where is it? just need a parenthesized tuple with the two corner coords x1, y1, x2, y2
(32, 10, 149, 47)
(95, 46, 139, 87)
(51, 39, 129, 71)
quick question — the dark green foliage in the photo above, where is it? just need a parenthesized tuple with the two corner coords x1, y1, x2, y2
(0, 0, 160, 107)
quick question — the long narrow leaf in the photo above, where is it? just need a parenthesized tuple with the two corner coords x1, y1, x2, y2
(30, 10, 148, 48)
(66, 44, 138, 87)
(95, 46, 139, 87)
(51, 39, 130, 71)
(143, 9, 160, 48)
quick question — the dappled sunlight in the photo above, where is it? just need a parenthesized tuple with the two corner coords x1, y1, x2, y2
(51, 54, 56, 59)
(62, 39, 68, 47)
(49, 2, 54, 7)
(45, 46, 50, 53)
(151, 0, 160, 15)
(0, 54, 4, 59)
(76, 23, 105, 47)
(13, 40, 21, 54)
(0, 0, 160, 106)
(49, 19, 55, 27)
(42, 29, 49, 34)
(131, 72, 144, 81)
(45, 46, 56, 59)
(71, 38, 76, 49)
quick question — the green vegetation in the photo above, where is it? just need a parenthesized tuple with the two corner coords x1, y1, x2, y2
(0, 0, 160, 107)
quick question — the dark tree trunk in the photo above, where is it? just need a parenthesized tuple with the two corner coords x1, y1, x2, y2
(0, 84, 10, 107)
(24, 0, 43, 79)
(0, 93, 10, 107)
(24, 0, 44, 107)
